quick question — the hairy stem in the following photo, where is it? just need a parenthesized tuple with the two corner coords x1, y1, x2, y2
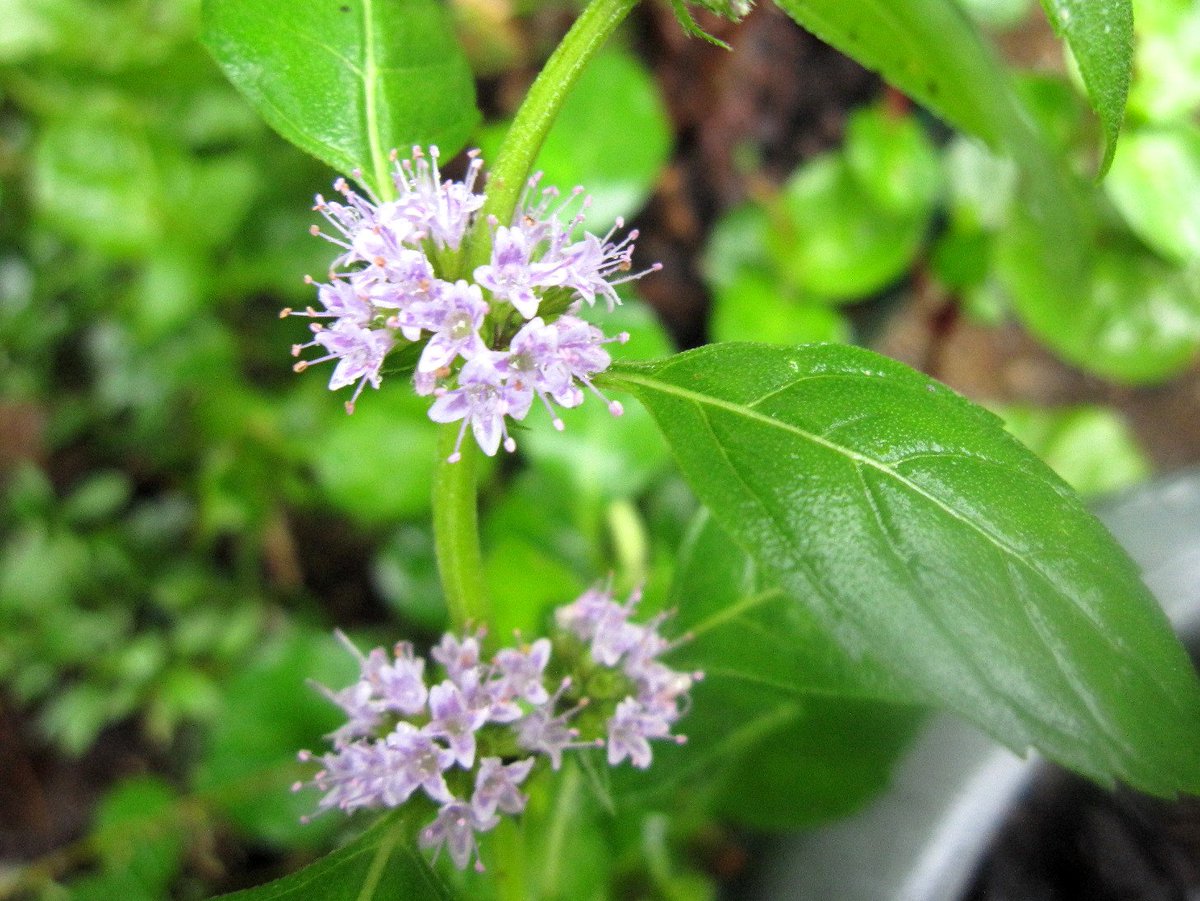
(432, 425, 488, 628)
(461, 0, 640, 276)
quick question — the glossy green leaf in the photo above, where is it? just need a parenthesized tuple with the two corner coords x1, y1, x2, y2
(1106, 126, 1200, 265)
(998, 234, 1200, 384)
(996, 405, 1149, 498)
(202, 0, 478, 192)
(1037, 0, 1133, 175)
(476, 48, 671, 228)
(606, 343, 1200, 795)
(215, 809, 453, 900)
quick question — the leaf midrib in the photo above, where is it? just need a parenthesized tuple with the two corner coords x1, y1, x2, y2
(611, 365, 1186, 725)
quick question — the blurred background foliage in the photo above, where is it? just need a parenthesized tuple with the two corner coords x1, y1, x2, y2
(1, 0, 1197, 896)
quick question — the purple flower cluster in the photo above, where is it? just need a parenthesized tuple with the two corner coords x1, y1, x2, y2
(296, 587, 699, 872)
(286, 147, 657, 460)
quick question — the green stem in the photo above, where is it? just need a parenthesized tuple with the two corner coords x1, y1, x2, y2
(461, 0, 640, 276)
(432, 425, 488, 628)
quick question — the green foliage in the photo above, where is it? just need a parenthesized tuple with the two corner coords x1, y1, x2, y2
(202, 0, 479, 193)
(996, 405, 1150, 497)
(608, 344, 1200, 795)
(1037, 0, 1134, 175)
(214, 810, 454, 900)
(704, 102, 939, 343)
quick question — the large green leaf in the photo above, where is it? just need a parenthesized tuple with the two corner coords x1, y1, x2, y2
(1037, 0, 1133, 175)
(202, 0, 478, 192)
(215, 809, 454, 900)
(605, 343, 1200, 795)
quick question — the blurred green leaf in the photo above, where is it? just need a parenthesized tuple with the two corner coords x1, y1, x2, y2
(478, 48, 671, 228)
(1036, 0, 1133, 175)
(997, 405, 1150, 498)
(373, 524, 446, 631)
(771, 153, 927, 302)
(999, 235, 1200, 384)
(33, 108, 159, 257)
(844, 105, 942, 218)
(1106, 125, 1200, 265)
(195, 626, 357, 848)
(214, 809, 454, 900)
(62, 471, 132, 526)
(710, 270, 850, 345)
(1127, 0, 1200, 124)
(202, 0, 479, 192)
(307, 389, 439, 524)
(609, 343, 1200, 795)
(88, 776, 186, 897)
(773, 0, 1088, 328)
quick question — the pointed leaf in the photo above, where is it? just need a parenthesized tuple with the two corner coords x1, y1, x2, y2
(215, 810, 455, 900)
(202, 0, 479, 192)
(1037, 0, 1134, 176)
(606, 343, 1200, 795)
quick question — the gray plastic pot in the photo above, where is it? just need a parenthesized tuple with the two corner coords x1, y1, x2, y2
(751, 469, 1200, 901)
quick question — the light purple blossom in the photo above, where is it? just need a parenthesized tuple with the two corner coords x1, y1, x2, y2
(426, 680, 490, 769)
(297, 567, 700, 875)
(419, 801, 497, 873)
(393, 146, 485, 251)
(417, 280, 488, 373)
(431, 631, 484, 681)
(471, 757, 534, 820)
(492, 638, 552, 706)
(383, 722, 456, 804)
(427, 352, 532, 460)
(475, 225, 559, 319)
(363, 642, 429, 716)
(606, 698, 672, 769)
(292, 319, 393, 412)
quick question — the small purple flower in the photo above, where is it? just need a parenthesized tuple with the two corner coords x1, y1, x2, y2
(606, 698, 672, 770)
(313, 678, 382, 745)
(556, 585, 641, 665)
(363, 642, 428, 716)
(426, 680, 490, 769)
(492, 638, 552, 706)
(393, 146, 485, 251)
(293, 319, 393, 413)
(298, 740, 396, 814)
(514, 687, 591, 770)
(419, 801, 497, 872)
(474, 225, 549, 319)
(427, 352, 532, 460)
(471, 756, 534, 819)
(417, 280, 488, 373)
(431, 631, 484, 681)
(383, 722, 456, 804)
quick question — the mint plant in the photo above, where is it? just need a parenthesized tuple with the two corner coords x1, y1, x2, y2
(192, 0, 1200, 896)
